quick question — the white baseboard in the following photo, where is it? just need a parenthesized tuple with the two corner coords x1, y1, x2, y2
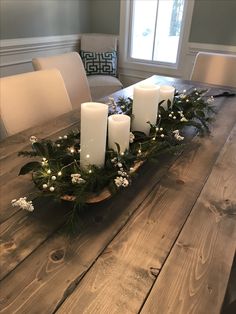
(188, 42, 236, 54)
(0, 34, 81, 77)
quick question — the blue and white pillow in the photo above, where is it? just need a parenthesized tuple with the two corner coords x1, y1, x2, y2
(80, 51, 117, 76)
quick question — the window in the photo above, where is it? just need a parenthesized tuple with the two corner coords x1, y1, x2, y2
(130, 0, 185, 64)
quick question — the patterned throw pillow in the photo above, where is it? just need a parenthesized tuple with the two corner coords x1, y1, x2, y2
(80, 51, 117, 76)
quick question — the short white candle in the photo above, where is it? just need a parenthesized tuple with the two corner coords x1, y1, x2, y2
(132, 84, 160, 135)
(108, 114, 130, 153)
(159, 85, 175, 110)
(80, 102, 108, 169)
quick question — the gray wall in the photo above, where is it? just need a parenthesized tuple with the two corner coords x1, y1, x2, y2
(88, 0, 236, 46)
(90, 0, 120, 34)
(1, 0, 235, 45)
(0, 0, 91, 39)
(189, 0, 236, 45)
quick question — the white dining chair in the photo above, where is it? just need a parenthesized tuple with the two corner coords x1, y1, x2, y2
(190, 52, 236, 88)
(0, 69, 72, 138)
(80, 33, 123, 100)
(32, 52, 92, 108)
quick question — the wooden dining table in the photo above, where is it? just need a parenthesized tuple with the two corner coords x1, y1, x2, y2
(0, 75, 236, 314)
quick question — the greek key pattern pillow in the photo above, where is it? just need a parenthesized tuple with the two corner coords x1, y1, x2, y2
(80, 51, 117, 76)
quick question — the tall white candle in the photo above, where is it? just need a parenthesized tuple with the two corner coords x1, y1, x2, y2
(80, 102, 108, 169)
(132, 84, 160, 135)
(108, 114, 130, 153)
(159, 85, 175, 110)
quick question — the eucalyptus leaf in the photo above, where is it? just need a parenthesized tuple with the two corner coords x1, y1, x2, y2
(18, 161, 41, 175)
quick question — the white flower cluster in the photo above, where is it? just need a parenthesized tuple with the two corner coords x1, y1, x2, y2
(112, 158, 130, 188)
(29, 136, 37, 144)
(71, 173, 85, 184)
(179, 93, 186, 100)
(129, 132, 135, 143)
(178, 110, 188, 122)
(108, 97, 117, 111)
(173, 130, 184, 141)
(207, 96, 214, 104)
(117, 168, 127, 176)
(11, 197, 34, 212)
(114, 176, 129, 187)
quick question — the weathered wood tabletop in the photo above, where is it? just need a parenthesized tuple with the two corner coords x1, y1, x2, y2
(0, 75, 236, 314)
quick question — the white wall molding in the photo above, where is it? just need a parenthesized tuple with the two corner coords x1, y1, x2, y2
(0, 34, 80, 55)
(0, 34, 81, 76)
(1, 33, 235, 82)
(188, 42, 236, 55)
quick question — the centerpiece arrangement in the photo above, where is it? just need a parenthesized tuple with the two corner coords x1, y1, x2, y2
(12, 83, 215, 228)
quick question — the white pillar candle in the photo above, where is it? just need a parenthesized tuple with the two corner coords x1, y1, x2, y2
(80, 102, 108, 169)
(132, 84, 160, 135)
(159, 85, 175, 110)
(108, 114, 130, 153)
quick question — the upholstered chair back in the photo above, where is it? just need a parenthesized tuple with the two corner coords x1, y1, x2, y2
(0, 69, 72, 138)
(32, 52, 92, 108)
(191, 52, 236, 88)
(80, 34, 117, 53)
(80, 34, 123, 100)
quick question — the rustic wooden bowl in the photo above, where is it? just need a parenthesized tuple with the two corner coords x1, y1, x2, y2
(61, 160, 144, 204)
(61, 188, 111, 204)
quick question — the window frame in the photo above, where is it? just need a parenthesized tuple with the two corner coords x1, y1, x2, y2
(119, 0, 195, 78)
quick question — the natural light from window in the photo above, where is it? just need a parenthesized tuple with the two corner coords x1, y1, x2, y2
(130, 0, 185, 64)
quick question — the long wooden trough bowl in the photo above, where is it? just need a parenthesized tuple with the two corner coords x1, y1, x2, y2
(61, 188, 111, 204)
(61, 160, 144, 204)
